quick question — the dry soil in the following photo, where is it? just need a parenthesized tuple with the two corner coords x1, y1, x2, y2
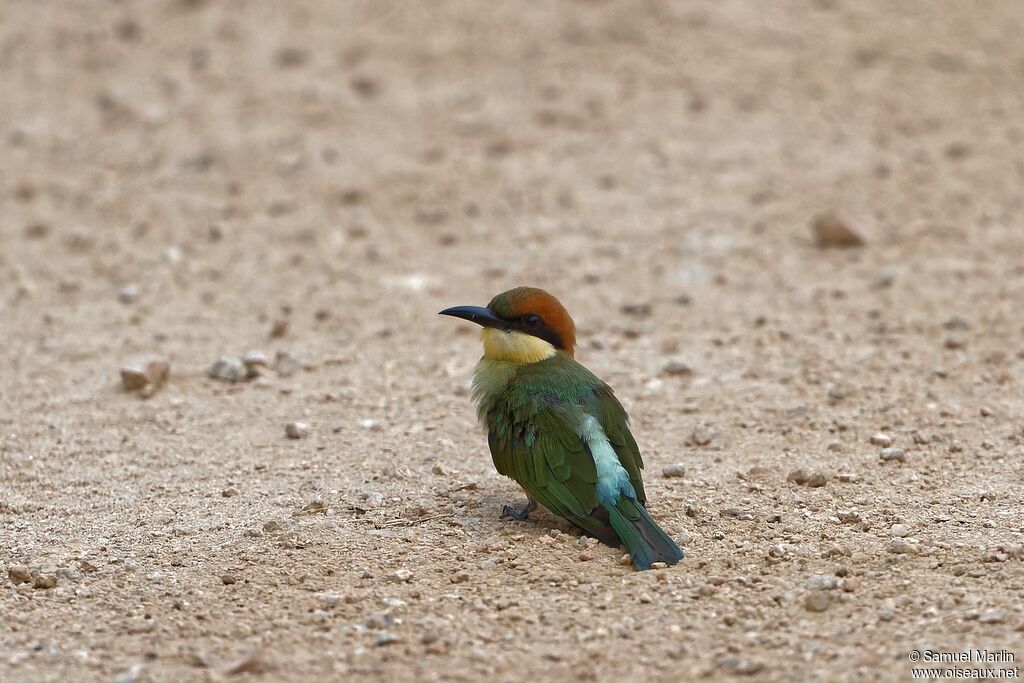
(2, 1, 1024, 682)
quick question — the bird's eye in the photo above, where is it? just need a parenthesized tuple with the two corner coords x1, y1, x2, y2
(524, 314, 541, 329)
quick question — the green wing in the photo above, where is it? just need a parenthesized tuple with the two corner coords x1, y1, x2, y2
(488, 399, 619, 545)
(588, 385, 646, 504)
(480, 354, 648, 542)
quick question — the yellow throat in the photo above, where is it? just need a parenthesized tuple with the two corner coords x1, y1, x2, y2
(481, 328, 557, 363)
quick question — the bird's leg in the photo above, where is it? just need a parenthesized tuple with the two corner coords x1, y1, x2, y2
(500, 497, 537, 521)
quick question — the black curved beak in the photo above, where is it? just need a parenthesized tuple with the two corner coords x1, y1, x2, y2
(438, 305, 511, 330)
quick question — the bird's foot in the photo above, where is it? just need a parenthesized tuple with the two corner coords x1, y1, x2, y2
(500, 499, 537, 521)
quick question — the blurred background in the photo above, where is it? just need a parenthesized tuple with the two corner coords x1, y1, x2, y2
(2, 1, 1023, 681)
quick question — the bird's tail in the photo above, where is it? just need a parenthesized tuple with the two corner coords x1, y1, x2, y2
(607, 497, 684, 570)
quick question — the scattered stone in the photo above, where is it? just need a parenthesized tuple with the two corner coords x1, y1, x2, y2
(32, 572, 58, 589)
(274, 351, 301, 377)
(943, 315, 970, 330)
(718, 656, 765, 676)
(391, 568, 413, 583)
(450, 572, 470, 584)
(365, 612, 395, 630)
(978, 610, 1005, 625)
(650, 562, 669, 570)
(285, 421, 311, 439)
(890, 539, 919, 555)
(876, 265, 897, 288)
(120, 359, 170, 392)
(690, 425, 715, 446)
(805, 471, 829, 487)
(187, 651, 212, 668)
(118, 284, 139, 304)
(208, 357, 248, 383)
(223, 652, 266, 676)
(889, 524, 910, 537)
(270, 319, 289, 338)
(787, 468, 829, 487)
(662, 464, 687, 479)
(811, 212, 864, 248)
(374, 632, 401, 647)
(619, 554, 632, 566)
(804, 591, 832, 612)
(8, 565, 31, 584)
(221, 486, 239, 498)
(869, 432, 892, 447)
(879, 447, 906, 462)
(979, 405, 993, 417)
(221, 574, 237, 585)
(808, 574, 839, 591)
(661, 359, 694, 377)
(358, 492, 384, 509)
(720, 508, 755, 521)
(294, 500, 326, 516)
(837, 510, 861, 524)
(944, 335, 967, 350)
(620, 303, 652, 317)
(242, 351, 271, 378)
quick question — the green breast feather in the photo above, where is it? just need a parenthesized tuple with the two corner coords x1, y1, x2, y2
(472, 354, 647, 521)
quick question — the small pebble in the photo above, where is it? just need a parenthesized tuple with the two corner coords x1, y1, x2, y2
(223, 652, 265, 676)
(208, 357, 248, 383)
(661, 359, 693, 377)
(890, 539, 919, 555)
(8, 565, 31, 584)
(621, 303, 652, 317)
(118, 284, 139, 304)
(32, 573, 58, 590)
(879, 448, 906, 462)
(270, 319, 289, 338)
(391, 569, 413, 583)
(808, 574, 838, 591)
(221, 574, 237, 585)
(787, 468, 829, 487)
(869, 432, 892, 447)
(359, 492, 384, 509)
(690, 425, 715, 446)
(120, 359, 170, 392)
(662, 464, 687, 479)
(944, 335, 968, 350)
(804, 592, 832, 612)
(285, 421, 311, 439)
(811, 212, 864, 248)
(450, 572, 470, 584)
(242, 351, 271, 378)
(221, 486, 239, 498)
(979, 610, 1005, 624)
(374, 632, 401, 647)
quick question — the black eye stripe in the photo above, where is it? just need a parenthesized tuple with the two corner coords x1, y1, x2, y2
(515, 314, 563, 349)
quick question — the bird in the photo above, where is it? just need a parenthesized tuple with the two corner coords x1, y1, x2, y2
(439, 286, 684, 570)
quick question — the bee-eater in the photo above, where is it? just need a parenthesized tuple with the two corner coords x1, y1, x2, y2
(440, 287, 684, 570)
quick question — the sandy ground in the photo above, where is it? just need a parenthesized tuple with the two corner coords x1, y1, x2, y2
(2, 1, 1024, 681)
